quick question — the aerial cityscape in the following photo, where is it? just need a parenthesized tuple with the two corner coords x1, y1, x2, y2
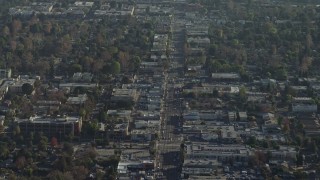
(0, 0, 320, 179)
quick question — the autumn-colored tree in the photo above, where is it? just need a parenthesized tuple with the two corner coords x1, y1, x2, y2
(43, 21, 52, 34)
(300, 56, 313, 73)
(72, 166, 89, 180)
(11, 19, 22, 35)
(305, 34, 313, 50)
(34, 61, 50, 77)
(118, 51, 130, 71)
(15, 156, 26, 169)
(22, 51, 34, 65)
(23, 37, 33, 51)
(51, 137, 58, 147)
(108, 46, 119, 55)
(79, 56, 93, 72)
(100, 49, 112, 62)
(28, 15, 38, 27)
(91, 60, 105, 74)
(227, 0, 235, 11)
(56, 35, 72, 56)
(96, 32, 105, 46)
(10, 40, 17, 51)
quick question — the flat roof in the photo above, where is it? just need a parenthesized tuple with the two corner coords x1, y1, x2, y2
(16, 116, 80, 124)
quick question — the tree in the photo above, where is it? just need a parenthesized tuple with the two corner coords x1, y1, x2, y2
(0, 124, 4, 134)
(95, 32, 106, 46)
(54, 157, 68, 172)
(43, 21, 52, 34)
(247, 136, 257, 147)
(239, 86, 247, 100)
(70, 64, 83, 75)
(30, 23, 42, 33)
(23, 37, 33, 51)
(2, 26, 10, 36)
(72, 166, 89, 180)
(11, 19, 22, 35)
(108, 46, 118, 55)
(63, 143, 74, 156)
(35, 61, 50, 77)
(0, 142, 9, 159)
(300, 56, 313, 73)
(15, 156, 26, 169)
(212, 89, 219, 97)
(103, 61, 121, 74)
(82, 121, 98, 137)
(47, 170, 74, 180)
(37, 135, 48, 151)
(22, 83, 34, 95)
(118, 51, 130, 71)
(131, 56, 141, 71)
(13, 125, 21, 136)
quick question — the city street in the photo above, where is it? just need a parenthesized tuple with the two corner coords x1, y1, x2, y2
(157, 10, 186, 180)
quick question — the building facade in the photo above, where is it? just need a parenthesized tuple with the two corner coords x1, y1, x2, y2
(15, 116, 82, 137)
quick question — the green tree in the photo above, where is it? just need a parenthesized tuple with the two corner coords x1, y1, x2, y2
(63, 142, 74, 156)
(247, 136, 256, 147)
(21, 83, 34, 95)
(212, 89, 219, 97)
(131, 56, 141, 71)
(103, 61, 121, 74)
(0, 142, 9, 159)
(0, 124, 4, 134)
(111, 61, 121, 74)
(82, 121, 99, 137)
(38, 139, 48, 151)
(30, 23, 42, 33)
(70, 64, 83, 74)
(239, 86, 247, 100)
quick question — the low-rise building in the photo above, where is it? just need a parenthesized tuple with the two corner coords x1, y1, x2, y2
(182, 159, 220, 178)
(292, 103, 317, 113)
(211, 73, 240, 81)
(131, 128, 157, 141)
(0, 69, 12, 78)
(9, 76, 36, 93)
(111, 88, 138, 102)
(15, 116, 82, 136)
(187, 37, 210, 47)
(72, 72, 93, 82)
(266, 146, 298, 164)
(9, 2, 55, 16)
(238, 112, 248, 121)
(184, 142, 252, 165)
(298, 115, 320, 136)
(67, 94, 88, 105)
(59, 83, 98, 91)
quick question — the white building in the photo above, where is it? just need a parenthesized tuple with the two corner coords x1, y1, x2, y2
(292, 103, 317, 113)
